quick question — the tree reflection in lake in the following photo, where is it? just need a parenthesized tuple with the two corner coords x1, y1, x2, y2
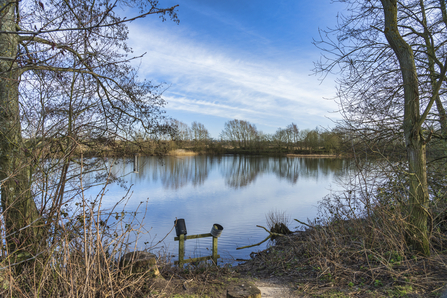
(146, 156, 216, 189)
(109, 156, 218, 189)
(109, 155, 352, 190)
(126, 155, 350, 190)
(221, 156, 268, 189)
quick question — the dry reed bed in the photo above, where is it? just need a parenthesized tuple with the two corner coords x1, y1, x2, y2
(166, 149, 199, 156)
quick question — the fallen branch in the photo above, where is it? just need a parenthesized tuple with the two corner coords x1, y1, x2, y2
(236, 225, 285, 250)
(294, 218, 312, 228)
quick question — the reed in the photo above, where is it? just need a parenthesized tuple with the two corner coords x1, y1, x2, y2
(166, 149, 198, 156)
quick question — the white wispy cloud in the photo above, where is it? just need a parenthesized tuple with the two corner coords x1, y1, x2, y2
(128, 20, 340, 134)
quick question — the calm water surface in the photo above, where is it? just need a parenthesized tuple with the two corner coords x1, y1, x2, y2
(85, 155, 351, 264)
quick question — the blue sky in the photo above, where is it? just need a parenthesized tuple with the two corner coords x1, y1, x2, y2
(128, 0, 346, 138)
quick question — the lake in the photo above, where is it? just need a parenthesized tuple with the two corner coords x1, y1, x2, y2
(83, 155, 352, 265)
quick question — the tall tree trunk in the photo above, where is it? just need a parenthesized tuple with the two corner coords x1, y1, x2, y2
(0, 0, 40, 255)
(381, 0, 430, 255)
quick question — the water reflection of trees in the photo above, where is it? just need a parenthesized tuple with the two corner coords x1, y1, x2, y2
(135, 156, 215, 189)
(221, 156, 351, 189)
(108, 156, 351, 190)
(294, 158, 351, 181)
(221, 156, 269, 189)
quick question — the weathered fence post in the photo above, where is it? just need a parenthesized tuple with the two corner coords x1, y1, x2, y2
(174, 219, 223, 267)
(178, 233, 185, 268)
(212, 235, 218, 264)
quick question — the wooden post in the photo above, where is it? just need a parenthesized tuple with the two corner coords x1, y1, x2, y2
(179, 234, 185, 268)
(174, 232, 220, 266)
(212, 236, 218, 264)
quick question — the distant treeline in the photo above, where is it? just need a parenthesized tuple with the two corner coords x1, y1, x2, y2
(49, 119, 415, 157)
(170, 120, 343, 155)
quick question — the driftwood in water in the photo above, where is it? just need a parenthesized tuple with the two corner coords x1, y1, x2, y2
(236, 225, 286, 250)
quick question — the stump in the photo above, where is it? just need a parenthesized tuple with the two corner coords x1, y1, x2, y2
(227, 284, 261, 298)
(120, 251, 161, 278)
(270, 223, 291, 240)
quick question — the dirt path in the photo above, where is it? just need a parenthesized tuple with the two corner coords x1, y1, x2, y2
(249, 278, 298, 297)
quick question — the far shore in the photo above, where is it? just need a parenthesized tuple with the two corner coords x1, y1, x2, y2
(165, 149, 343, 157)
(166, 151, 341, 158)
(159, 150, 342, 158)
(286, 153, 339, 158)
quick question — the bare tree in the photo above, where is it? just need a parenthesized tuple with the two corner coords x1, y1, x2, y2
(173, 120, 192, 144)
(272, 128, 287, 153)
(287, 123, 300, 150)
(191, 121, 210, 150)
(0, 0, 178, 257)
(314, 0, 447, 255)
(220, 119, 258, 150)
